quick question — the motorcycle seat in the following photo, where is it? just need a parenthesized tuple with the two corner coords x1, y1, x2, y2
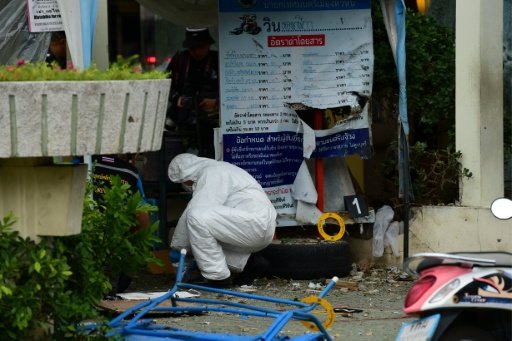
(407, 252, 512, 275)
(450, 251, 512, 267)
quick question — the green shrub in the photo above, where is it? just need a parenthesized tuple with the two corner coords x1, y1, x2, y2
(381, 141, 473, 204)
(0, 175, 160, 339)
(68, 176, 161, 293)
(404, 11, 456, 145)
(0, 55, 168, 81)
(373, 2, 456, 145)
(372, 1, 468, 204)
(0, 213, 75, 339)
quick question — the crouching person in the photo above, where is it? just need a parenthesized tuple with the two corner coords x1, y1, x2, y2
(168, 153, 276, 287)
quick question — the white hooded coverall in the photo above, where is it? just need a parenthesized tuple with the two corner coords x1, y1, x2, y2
(168, 153, 277, 280)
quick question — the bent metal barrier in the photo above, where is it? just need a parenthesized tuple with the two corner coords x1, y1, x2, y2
(92, 249, 338, 340)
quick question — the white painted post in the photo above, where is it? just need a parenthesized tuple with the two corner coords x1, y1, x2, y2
(93, 0, 109, 70)
(456, 0, 504, 207)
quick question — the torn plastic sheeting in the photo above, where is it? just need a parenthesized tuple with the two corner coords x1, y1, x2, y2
(116, 291, 200, 300)
(384, 221, 402, 257)
(372, 205, 394, 257)
(295, 200, 322, 225)
(291, 161, 317, 204)
(290, 154, 360, 225)
(322, 157, 356, 212)
(298, 118, 316, 159)
(302, 157, 357, 213)
(0, 0, 51, 65)
(291, 160, 322, 224)
(380, 0, 409, 135)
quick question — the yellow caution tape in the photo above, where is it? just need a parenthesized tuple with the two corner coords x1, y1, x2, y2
(300, 296, 335, 331)
(317, 212, 345, 241)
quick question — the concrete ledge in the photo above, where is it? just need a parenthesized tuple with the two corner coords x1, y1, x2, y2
(409, 205, 511, 252)
(348, 205, 511, 269)
(0, 79, 171, 157)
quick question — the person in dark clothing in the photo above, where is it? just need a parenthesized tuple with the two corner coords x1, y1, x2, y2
(166, 28, 219, 158)
(45, 31, 67, 69)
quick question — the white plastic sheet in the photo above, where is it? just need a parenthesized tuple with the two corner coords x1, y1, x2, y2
(0, 0, 51, 65)
(384, 220, 401, 257)
(372, 205, 394, 257)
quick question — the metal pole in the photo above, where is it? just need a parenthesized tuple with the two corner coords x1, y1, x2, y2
(314, 109, 324, 211)
(402, 126, 410, 262)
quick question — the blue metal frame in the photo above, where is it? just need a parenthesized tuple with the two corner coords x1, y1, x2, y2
(104, 249, 336, 340)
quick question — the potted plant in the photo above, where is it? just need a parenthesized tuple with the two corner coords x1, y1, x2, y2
(0, 59, 171, 157)
(0, 59, 171, 239)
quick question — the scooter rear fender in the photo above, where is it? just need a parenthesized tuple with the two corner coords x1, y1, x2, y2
(404, 265, 512, 314)
(404, 265, 471, 314)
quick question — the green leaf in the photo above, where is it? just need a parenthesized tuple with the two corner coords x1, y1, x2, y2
(34, 262, 41, 273)
(0, 59, 168, 82)
(0, 285, 13, 296)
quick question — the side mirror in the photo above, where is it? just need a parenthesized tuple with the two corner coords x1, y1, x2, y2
(490, 198, 512, 220)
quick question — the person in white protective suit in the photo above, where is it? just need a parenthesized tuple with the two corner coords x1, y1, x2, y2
(168, 153, 277, 286)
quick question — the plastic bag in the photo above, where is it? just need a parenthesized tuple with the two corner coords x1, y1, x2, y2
(0, 0, 51, 65)
(384, 221, 401, 257)
(372, 205, 394, 257)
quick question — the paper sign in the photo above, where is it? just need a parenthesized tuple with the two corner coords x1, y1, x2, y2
(26, 0, 63, 33)
(344, 194, 369, 218)
(219, 0, 373, 217)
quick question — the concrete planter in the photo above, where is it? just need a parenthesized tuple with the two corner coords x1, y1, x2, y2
(0, 79, 171, 157)
(0, 79, 171, 239)
(0, 161, 88, 239)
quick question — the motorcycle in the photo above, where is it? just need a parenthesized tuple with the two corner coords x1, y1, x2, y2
(396, 198, 512, 341)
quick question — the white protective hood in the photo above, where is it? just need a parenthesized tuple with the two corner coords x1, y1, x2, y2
(168, 153, 217, 183)
(168, 153, 274, 212)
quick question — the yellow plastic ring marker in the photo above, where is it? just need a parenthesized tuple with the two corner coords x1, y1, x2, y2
(300, 296, 335, 331)
(317, 212, 345, 241)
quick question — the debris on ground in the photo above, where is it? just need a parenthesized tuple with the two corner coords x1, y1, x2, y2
(335, 280, 359, 290)
(116, 263, 414, 340)
(238, 285, 258, 292)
